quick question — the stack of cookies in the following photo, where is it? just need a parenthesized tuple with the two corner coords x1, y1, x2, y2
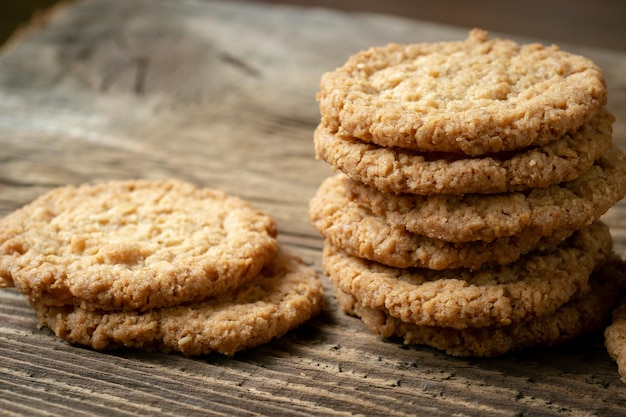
(0, 179, 324, 356)
(310, 29, 626, 356)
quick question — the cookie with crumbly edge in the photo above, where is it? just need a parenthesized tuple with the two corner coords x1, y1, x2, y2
(0, 179, 278, 311)
(310, 173, 573, 270)
(323, 221, 612, 330)
(335, 256, 625, 357)
(346, 145, 626, 242)
(314, 108, 614, 195)
(318, 29, 607, 156)
(604, 258, 626, 383)
(29, 249, 324, 356)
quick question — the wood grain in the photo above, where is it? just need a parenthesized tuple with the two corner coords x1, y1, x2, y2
(260, 0, 626, 53)
(1, 1, 626, 415)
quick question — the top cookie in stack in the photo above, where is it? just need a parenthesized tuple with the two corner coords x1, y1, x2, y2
(310, 29, 626, 357)
(318, 28, 606, 158)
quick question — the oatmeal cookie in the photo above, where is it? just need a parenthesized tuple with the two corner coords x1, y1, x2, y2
(314, 109, 615, 195)
(310, 174, 573, 270)
(604, 259, 626, 383)
(322, 221, 613, 329)
(318, 29, 607, 156)
(0, 179, 278, 311)
(29, 249, 324, 356)
(345, 145, 626, 242)
(335, 256, 625, 356)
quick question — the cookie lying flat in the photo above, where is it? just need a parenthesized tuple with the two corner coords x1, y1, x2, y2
(0, 179, 278, 311)
(335, 256, 625, 357)
(323, 221, 612, 330)
(346, 145, 626, 242)
(315, 110, 614, 195)
(310, 174, 573, 270)
(29, 249, 324, 356)
(319, 29, 607, 156)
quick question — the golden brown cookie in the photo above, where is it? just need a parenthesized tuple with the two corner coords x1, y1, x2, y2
(314, 109, 615, 195)
(605, 301, 626, 383)
(310, 173, 573, 270)
(345, 145, 626, 242)
(323, 221, 613, 330)
(0, 179, 278, 311)
(29, 249, 324, 356)
(335, 256, 625, 357)
(318, 29, 607, 156)
(604, 259, 626, 383)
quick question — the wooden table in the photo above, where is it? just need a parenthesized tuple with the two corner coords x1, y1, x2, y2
(1, 1, 625, 415)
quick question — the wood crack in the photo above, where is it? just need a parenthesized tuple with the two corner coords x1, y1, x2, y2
(218, 51, 261, 78)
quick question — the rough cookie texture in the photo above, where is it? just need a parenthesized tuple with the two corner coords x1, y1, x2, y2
(310, 173, 574, 270)
(605, 301, 626, 383)
(335, 256, 625, 357)
(0, 179, 278, 311)
(346, 145, 626, 242)
(318, 29, 607, 156)
(604, 258, 626, 382)
(315, 109, 614, 195)
(323, 221, 612, 329)
(30, 249, 324, 356)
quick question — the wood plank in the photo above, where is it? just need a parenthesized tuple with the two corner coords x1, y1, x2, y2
(1, 0, 626, 415)
(260, 0, 626, 53)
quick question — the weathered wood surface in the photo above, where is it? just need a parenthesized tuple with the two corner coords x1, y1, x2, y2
(1, 0, 626, 415)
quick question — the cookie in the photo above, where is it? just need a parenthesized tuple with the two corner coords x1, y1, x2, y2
(310, 173, 574, 270)
(335, 256, 625, 357)
(323, 221, 613, 330)
(0, 179, 278, 311)
(318, 29, 607, 156)
(314, 109, 615, 195)
(29, 249, 324, 356)
(604, 258, 626, 382)
(345, 145, 626, 242)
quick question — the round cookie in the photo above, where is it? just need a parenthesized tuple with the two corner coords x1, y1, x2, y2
(314, 109, 615, 195)
(29, 249, 325, 356)
(0, 179, 278, 311)
(335, 256, 625, 357)
(318, 29, 607, 156)
(345, 145, 626, 242)
(309, 174, 574, 270)
(322, 221, 613, 330)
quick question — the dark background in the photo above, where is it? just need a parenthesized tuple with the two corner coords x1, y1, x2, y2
(1, 0, 625, 51)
